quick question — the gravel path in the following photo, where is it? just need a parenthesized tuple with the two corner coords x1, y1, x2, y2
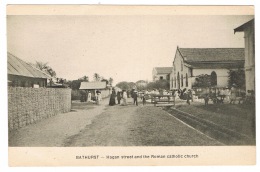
(9, 98, 222, 147)
(9, 99, 108, 147)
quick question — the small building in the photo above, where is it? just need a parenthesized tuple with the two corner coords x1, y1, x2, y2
(234, 19, 255, 93)
(79, 81, 111, 98)
(170, 47, 245, 90)
(8, 52, 51, 87)
(152, 67, 172, 81)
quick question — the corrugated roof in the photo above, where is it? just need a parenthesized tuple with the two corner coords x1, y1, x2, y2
(154, 67, 172, 74)
(234, 19, 254, 33)
(8, 52, 51, 79)
(79, 82, 107, 90)
(178, 48, 245, 62)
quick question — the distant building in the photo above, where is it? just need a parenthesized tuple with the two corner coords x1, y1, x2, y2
(170, 47, 245, 90)
(234, 19, 255, 93)
(152, 67, 172, 81)
(8, 52, 50, 87)
(79, 81, 111, 98)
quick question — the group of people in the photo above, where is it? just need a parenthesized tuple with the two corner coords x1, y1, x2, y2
(109, 88, 147, 106)
(80, 90, 102, 104)
(109, 89, 128, 106)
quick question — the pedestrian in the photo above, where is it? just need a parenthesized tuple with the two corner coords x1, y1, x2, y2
(191, 89, 195, 102)
(87, 91, 92, 102)
(109, 89, 116, 106)
(133, 90, 138, 106)
(117, 91, 121, 105)
(141, 92, 146, 106)
(230, 86, 237, 104)
(122, 90, 127, 106)
(219, 88, 225, 103)
(96, 92, 101, 105)
(204, 93, 209, 106)
(186, 89, 192, 105)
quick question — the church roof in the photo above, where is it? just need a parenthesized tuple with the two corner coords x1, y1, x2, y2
(178, 48, 245, 62)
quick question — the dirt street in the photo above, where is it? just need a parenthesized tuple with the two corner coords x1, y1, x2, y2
(9, 98, 222, 147)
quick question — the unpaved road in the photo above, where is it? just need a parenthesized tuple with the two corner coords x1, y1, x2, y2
(9, 98, 222, 147)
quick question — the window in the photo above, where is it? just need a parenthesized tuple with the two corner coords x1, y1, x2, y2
(181, 74, 183, 87)
(181, 61, 183, 71)
(174, 77, 176, 88)
(211, 71, 217, 86)
(186, 73, 188, 87)
(160, 76, 163, 80)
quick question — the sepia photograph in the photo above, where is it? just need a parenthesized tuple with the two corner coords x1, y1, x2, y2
(6, 5, 256, 166)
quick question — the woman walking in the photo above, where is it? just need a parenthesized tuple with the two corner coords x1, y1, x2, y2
(109, 89, 116, 106)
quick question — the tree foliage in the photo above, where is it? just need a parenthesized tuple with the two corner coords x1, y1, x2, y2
(146, 79, 169, 90)
(93, 73, 101, 81)
(193, 74, 211, 88)
(35, 61, 56, 77)
(228, 69, 245, 89)
(116, 81, 131, 90)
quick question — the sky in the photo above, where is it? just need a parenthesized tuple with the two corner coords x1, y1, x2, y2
(7, 15, 254, 85)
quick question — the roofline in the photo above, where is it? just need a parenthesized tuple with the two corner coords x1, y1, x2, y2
(234, 19, 254, 33)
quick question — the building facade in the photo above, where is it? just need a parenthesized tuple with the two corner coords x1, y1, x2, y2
(234, 19, 255, 93)
(170, 47, 245, 90)
(8, 52, 50, 87)
(152, 67, 172, 81)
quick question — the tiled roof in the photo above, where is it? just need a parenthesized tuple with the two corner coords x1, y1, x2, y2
(178, 48, 245, 62)
(8, 52, 51, 79)
(79, 82, 107, 90)
(154, 67, 172, 74)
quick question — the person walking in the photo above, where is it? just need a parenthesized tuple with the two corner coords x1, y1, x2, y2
(133, 90, 138, 106)
(117, 91, 121, 105)
(230, 86, 237, 104)
(109, 89, 116, 106)
(141, 92, 146, 106)
(186, 89, 192, 105)
(122, 90, 127, 106)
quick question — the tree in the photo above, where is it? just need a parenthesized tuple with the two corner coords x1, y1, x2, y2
(93, 73, 101, 81)
(116, 81, 130, 90)
(35, 61, 56, 77)
(228, 69, 245, 89)
(193, 74, 211, 88)
(146, 79, 169, 90)
(101, 79, 109, 84)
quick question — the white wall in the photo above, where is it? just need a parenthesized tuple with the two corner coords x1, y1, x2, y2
(193, 68, 230, 87)
(170, 49, 191, 90)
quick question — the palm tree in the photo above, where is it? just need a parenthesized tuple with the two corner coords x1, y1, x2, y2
(35, 61, 56, 77)
(93, 73, 101, 81)
(83, 76, 89, 81)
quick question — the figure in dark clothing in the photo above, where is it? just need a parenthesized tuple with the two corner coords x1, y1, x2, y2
(204, 94, 209, 106)
(186, 90, 192, 105)
(109, 89, 116, 106)
(141, 93, 146, 106)
(117, 91, 122, 105)
(133, 91, 138, 106)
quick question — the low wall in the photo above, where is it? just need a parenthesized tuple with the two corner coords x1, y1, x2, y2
(8, 87, 71, 131)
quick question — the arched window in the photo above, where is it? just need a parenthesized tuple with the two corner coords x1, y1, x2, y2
(177, 72, 180, 89)
(174, 77, 176, 88)
(186, 73, 188, 87)
(211, 71, 217, 86)
(181, 74, 183, 87)
(171, 77, 173, 88)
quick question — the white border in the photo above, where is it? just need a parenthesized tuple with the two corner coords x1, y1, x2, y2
(0, 0, 258, 172)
